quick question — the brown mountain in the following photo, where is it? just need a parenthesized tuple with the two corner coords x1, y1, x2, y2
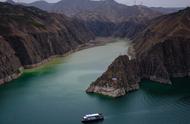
(25, 0, 161, 38)
(87, 7, 190, 97)
(25, 0, 53, 11)
(50, 0, 160, 22)
(150, 7, 184, 14)
(0, 2, 94, 84)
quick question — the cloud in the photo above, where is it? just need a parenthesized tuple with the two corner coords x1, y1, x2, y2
(117, 0, 190, 7)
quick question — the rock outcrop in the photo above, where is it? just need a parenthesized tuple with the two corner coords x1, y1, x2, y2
(0, 2, 94, 84)
(86, 55, 140, 97)
(0, 37, 22, 85)
(87, 7, 190, 97)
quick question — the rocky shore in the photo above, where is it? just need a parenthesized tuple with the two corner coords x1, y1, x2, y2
(0, 3, 95, 85)
(0, 33, 114, 85)
(0, 67, 23, 85)
(23, 37, 115, 69)
(86, 8, 190, 97)
(87, 55, 140, 97)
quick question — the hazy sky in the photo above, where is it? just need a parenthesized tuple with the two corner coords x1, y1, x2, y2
(1, 0, 190, 7)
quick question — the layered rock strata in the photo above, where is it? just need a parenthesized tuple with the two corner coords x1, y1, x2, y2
(87, 8, 190, 97)
(0, 3, 94, 84)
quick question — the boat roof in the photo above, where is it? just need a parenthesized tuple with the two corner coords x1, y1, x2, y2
(84, 113, 100, 117)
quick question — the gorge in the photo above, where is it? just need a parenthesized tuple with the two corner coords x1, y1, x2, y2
(1, 0, 190, 98)
(1, 38, 190, 124)
(0, 0, 190, 124)
(87, 7, 190, 97)
(0, 2, 94, 84)
(0, 0, 163, 84)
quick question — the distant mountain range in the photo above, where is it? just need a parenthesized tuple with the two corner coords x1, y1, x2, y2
(20, 0, 161, 38)
(19, 0, 184, 15)
(150, 7, 184, 14)
(27, 0, 160, 22)
(6, 0, 184, 19)
(6, 0, 185, 38)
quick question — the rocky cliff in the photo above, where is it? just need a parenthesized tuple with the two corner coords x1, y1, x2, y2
(0, 2, 94, 84)
(0, 37, 22, 85)
(87, 7, 190, 97)
(86, 55, 140, 97)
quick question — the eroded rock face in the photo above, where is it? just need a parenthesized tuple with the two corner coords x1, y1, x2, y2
(113, 19, 147, 39)
(86, 55, 140, 97)
(140, 37, 190, 79)
(0, 37, 22, 84)
(87, 38, 190, 97)
(0, 3, 94, 84)
(87, 8, 190, 97)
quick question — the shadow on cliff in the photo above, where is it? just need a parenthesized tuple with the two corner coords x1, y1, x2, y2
(140, 77, 190, 96)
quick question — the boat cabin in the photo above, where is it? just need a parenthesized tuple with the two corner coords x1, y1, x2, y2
(81, 113, 104, 123)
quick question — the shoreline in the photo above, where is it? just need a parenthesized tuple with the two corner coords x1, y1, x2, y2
(0, 67, 23, 85)
(24, 37, 115, 69)
(0, 37, 117, 85)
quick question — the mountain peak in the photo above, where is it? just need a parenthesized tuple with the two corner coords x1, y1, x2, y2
(103, 0, 117, 4)
(6, 0, 15, 4)
(34, 0, 48, 3)
(176, 7, 190, 13)
(176, 7, 190, 17)
(104, 0, 115, 2)
(183, 7, 190, 12)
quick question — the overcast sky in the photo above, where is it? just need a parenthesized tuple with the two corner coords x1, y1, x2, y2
(1, 0, 190, 7)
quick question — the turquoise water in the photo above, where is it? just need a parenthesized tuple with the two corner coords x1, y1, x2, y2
(0, 40, 190, 124)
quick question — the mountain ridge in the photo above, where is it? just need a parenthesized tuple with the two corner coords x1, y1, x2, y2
(15, 0, 185, 39)
(0, 2, 94, 84)
(20, 0, 162, 38)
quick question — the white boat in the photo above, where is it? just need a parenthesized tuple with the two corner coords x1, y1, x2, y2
(81, 113, 104, 123)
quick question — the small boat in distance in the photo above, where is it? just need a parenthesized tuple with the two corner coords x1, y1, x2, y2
(81, 113, 104, 123)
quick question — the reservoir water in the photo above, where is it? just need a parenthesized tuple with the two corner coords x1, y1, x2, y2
(0, 40, 190, 124)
